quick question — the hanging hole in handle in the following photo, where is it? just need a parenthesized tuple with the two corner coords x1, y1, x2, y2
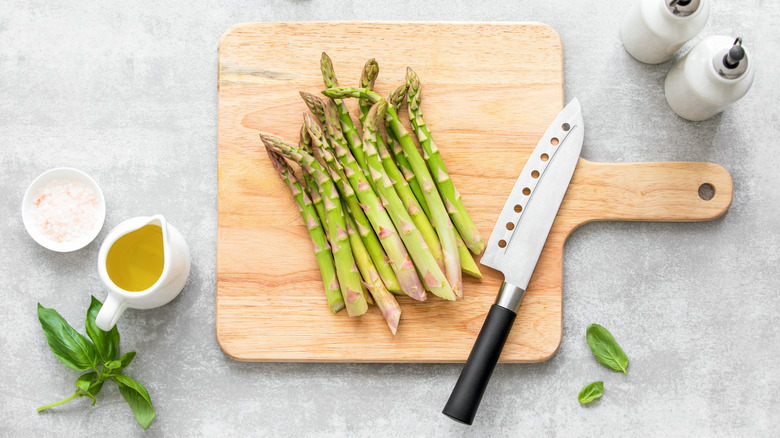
(698, 183, 715, 201)
(562, 123, 570, 131)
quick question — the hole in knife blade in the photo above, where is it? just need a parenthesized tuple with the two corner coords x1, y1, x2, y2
(531, 170, 540, 178)
(513, 204, 522, 213)
(523, 187, 531, 196)
(551, 137, 559, 146)
(541, 153, 549, 161)
(562, 123, 570, 131)
(498, 239, 507, 248)
(506, 222, 514, 230)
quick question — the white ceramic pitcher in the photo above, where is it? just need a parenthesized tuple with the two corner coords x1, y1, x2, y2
(95, 215, 191, 331)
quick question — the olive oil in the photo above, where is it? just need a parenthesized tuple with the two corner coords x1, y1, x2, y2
(106, 224, 164, 292)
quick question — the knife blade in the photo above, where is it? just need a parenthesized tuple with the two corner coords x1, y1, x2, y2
(443, 98, 584, 425)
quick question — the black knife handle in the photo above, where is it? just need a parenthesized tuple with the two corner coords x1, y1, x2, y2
(443, 304, 517, 425)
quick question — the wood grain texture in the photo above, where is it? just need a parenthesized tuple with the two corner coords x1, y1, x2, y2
(216, 22, 733, 363)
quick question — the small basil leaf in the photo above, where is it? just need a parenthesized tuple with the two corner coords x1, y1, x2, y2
(80, 391, 97, 405)
(105, 352, 135, 370)
(117, 351, 136, 370)
(112, 374, 155, 430)
(586, 324, 629, 374)
(578, 381, 604, 404)
(37, 303, 99, 371)
(75, 372, 97, 392)
(85, 296, 120, 363)
(88, 380, 104, 398)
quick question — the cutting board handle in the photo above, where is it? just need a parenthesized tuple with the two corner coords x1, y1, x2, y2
(569, 160, 733, 226)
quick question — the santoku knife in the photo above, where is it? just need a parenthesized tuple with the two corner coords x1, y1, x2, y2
(443, 98, 585, 425)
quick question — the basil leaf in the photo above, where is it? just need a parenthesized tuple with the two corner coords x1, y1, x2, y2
(85, 296, 120, 363)
(37, 303, 99, 371)
(105, 352, 136, 370)
(118, 351, 136, 369)
(112, 374, 155, 430)
(75, 372, 97, 392)
(578, 381, 604, 404)
(88, 379, 104, 397)
(586, 324, 629, 374)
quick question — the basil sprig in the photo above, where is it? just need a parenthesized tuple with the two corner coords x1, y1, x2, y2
(36, 296, 156, 430)
(586, 324, 629, 374)
(578, 381, 604, 404)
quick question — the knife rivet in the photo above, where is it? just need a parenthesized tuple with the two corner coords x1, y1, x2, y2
(506, 222, 514, 230)
(531, 170, 540, 178)
(541, 153, 549, 161)
(562, 123, 570, 131)
(523, 187, 531, 196)
(551, 137, 559, 146)
(513, 204, 522, 213)
(498, 239, 507, 248)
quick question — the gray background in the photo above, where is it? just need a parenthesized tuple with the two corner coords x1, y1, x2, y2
(2, 0, 778, 436)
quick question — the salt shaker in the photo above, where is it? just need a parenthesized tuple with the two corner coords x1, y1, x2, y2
(621, 0, 710, 64)
(664, 36, 755, 121)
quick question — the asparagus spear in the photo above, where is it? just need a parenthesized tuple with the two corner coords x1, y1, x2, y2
(261, 134, 368, 316)
(386, 84, 482, 278)
(304, 116, 426, 301)
(355, 61, 432, 217)
(265, 149, 345, 313)
(406, 68, 485, 255)
(298, 123, 329, 228)
(300, 92, 327, 127)
(355, 62, 445, 272)
(388, 83, 408, 114)
(322, 100, 377, 193)
(320, 52, 369, 174)
(322, 87, 462, 298)
(374, 115, 445, 272)
(357, 59, 379, 124)
(363, 102, 456, 300)
(344, 206, 401, 334)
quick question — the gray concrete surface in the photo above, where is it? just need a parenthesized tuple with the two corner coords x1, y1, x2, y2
(2, 1, 778, 436)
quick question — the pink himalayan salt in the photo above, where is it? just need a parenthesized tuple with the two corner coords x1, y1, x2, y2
(33, 178, 99, 243)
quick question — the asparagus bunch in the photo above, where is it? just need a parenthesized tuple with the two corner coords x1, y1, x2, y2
(313, 104, 427, 301)
(260, 53, 485, 334)
(322, 86, 463, 297)
(300, 104, 402, 294)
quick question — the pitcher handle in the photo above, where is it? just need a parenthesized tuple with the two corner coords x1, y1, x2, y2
(96, 293, 128, 331)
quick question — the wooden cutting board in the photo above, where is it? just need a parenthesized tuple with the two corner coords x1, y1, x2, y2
(216, 22, 733, 362)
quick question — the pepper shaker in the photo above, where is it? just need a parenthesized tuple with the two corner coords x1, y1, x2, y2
(621, 0, 710, 64)
(665, 36, 755, 121)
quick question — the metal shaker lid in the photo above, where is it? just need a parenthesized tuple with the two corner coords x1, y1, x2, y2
(667, 0, 701, 17)
(713, 37, 749, 79)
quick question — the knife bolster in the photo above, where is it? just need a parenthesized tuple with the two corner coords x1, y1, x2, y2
(495, 282, 526, 313)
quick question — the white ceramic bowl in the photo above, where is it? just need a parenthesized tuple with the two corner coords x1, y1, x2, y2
(21, 167, 106, 252)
